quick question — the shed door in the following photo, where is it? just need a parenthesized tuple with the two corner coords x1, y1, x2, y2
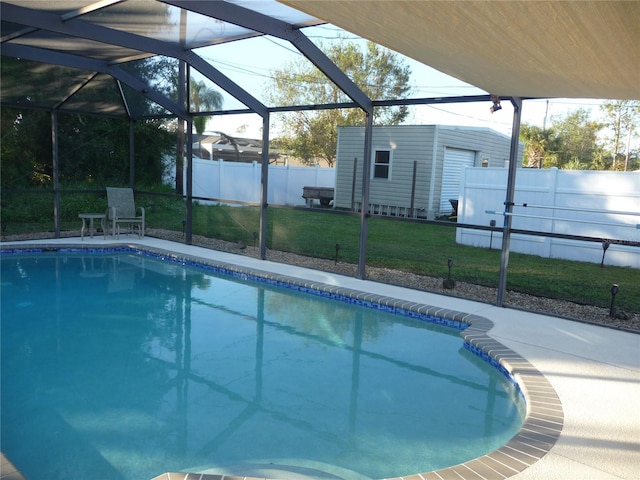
(440, 148, 475, 214)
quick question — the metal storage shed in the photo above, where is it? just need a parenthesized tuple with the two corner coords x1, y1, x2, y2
(335, 125, 524, 219)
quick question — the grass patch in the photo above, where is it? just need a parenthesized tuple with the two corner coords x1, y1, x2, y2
(3, 196, 638, 313)
(203, 206, 639, 312)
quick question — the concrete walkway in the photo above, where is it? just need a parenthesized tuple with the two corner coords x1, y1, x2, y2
(2, 236, 639, 480)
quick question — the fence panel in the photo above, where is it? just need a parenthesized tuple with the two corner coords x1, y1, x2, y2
(188, 160, 335, 206)
(186, 161, 639, 267)
(457, 168, 640, 268)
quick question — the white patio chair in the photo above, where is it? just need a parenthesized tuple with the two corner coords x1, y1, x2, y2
(106, 187, 145, 238)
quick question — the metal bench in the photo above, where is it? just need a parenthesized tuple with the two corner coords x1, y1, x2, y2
(302, 186, 334, 206)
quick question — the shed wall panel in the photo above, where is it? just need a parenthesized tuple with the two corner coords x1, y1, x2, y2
(335, 125, 522, 218)
(335, 125, 436, 213)
(441, 147, 476, 214)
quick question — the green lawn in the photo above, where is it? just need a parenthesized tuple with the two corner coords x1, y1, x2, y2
(180, 204, 639, 313)
(3, 191, 638, 314)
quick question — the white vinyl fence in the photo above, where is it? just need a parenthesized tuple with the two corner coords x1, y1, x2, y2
(174, 161, 639, 267)
(456, 168, 640, 268)
(184, 159, 336, 206)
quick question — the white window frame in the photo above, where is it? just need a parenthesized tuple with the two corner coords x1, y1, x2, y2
(372, 148, 393, 180)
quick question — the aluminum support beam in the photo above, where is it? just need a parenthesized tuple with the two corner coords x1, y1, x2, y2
(1, 3, 267, 117)
(129, 119, 135, 187)
(259, 114, 271, 260)
(184, 53, 268, 117)
(496, 97, 523, 306)
(186, 117, 194, 245)
(289, 32, 373, 113)
(53, 72, 99, 111)
(60, 0, 126, 21)
(107, 65, 188, 119)
(357, 113, 374, 279)
(51, 111, 60, 238)
(0, 42, 104, 70)
(1, 43, 189, 120)
(166, 0, 373, 113)
(179, 60, 191, 240)
(168, 0, 374, 269)
(117, 80, 132, 118)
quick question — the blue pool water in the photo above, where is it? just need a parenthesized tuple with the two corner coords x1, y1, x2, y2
(1, 250, 524, 480)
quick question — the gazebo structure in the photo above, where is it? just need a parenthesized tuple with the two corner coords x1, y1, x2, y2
(1, 0, 638, 305)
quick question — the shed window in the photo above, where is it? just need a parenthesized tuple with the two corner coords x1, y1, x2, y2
(373, 150, 391, 179)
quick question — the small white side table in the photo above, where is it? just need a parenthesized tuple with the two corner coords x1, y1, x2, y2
(79, 213, 106, 240)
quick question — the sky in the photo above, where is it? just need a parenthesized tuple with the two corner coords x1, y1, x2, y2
(194, 24, 614, 141)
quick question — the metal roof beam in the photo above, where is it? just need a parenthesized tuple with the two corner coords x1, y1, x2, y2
(53, 71, 100, 110)
(1, 43, 188, 120)
(107, 65, 183, 118)
(184, 52, 267, 117)
(1, 41, 105, 70)
(0, 2, 267, 116)
(60, 0, 127, 21)
(163, 0, 373, 113)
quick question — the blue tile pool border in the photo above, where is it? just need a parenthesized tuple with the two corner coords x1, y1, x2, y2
(1, 243, 564, 480)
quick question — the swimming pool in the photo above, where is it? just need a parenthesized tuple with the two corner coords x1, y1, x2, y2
(0, 245, 560, 480)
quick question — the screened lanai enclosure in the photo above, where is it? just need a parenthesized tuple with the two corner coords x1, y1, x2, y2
(1, 0, 639, 313)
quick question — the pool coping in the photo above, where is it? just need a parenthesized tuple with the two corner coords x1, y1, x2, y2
(1, 243, 564, 480)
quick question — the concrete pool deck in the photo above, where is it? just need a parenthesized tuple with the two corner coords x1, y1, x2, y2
(2, 236, 639, 480)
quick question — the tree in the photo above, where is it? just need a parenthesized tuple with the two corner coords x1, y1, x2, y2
(600, 100, 640, 171)
(191, 79, 223, 157)
(548, 109, 603, 169)
(562, 158, 585, 170)
(0, 55, 178, 189)
(519, 106, 640, 171)
(519, 124, 556, 168)
(267, 40, 412, 166)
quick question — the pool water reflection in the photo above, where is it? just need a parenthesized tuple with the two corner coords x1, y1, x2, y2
(1, 251, 524, 480)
